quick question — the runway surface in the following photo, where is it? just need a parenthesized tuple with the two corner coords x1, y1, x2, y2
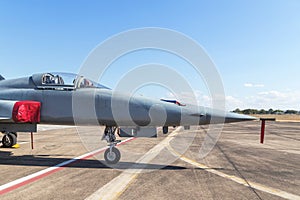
(0, 121, 299, 200)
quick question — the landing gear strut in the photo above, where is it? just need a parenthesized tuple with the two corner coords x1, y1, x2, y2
(1, 132, 17, 148)
(103, 127, 121, 164)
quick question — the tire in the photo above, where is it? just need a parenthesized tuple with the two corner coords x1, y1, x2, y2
(163, 126, 168, 134)
(2, 133, 17, 148)
(11, 132, 17, 137)
(104, 147, 121, 164)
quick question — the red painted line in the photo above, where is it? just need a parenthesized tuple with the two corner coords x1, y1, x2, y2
(0, 167, 62, 195)
(0, 137, 136, 195)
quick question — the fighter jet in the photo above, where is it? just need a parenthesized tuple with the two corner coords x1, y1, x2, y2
(0, 72, 256, 164)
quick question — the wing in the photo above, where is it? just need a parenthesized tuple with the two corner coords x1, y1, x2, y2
(0, 100, 41, 123)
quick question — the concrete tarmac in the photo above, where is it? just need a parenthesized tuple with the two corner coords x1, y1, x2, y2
(0, 121, 299, 200)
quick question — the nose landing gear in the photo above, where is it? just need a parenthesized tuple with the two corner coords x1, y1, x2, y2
(102, 126, 121, 164)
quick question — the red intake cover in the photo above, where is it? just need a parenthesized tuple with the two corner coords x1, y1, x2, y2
(12, 101, 41, 123)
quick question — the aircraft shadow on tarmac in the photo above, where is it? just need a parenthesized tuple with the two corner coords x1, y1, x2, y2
(0, 150, 226, 170)
(0, 150, 181, 170)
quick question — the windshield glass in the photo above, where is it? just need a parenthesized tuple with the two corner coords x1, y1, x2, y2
(77, 77, 110, 89)
(41, 73, 76, 86)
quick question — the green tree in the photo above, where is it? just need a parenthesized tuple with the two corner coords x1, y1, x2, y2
(285, 110, 298, 114)
(233, 108, 241, 113)
(268, 109, 274, 114)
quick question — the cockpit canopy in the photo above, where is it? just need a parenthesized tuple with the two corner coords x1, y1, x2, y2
(42, 73, 66, 85)
(33, 72, 109, 90)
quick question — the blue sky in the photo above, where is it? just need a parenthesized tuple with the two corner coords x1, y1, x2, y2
(0, 1, 299, 110)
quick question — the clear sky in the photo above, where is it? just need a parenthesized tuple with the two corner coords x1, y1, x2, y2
(0, 0, 299, 110)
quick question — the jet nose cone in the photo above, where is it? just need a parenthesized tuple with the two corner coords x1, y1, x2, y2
(225, 112, 257, 123)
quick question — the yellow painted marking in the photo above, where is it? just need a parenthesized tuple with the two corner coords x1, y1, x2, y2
(12, 144, 20, 148)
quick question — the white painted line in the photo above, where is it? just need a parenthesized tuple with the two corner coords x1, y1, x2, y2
(167, 145, 300, 200)
(85, 127, 183, 200)
(37, 125, 76, 132)
(0, 137, 135, 195)
(18, 142, 29, 145)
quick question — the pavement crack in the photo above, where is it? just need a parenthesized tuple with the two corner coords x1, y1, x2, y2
(216, 144, 263, 200)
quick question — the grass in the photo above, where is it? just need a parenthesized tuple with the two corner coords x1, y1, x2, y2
(251, 114, 300, 122)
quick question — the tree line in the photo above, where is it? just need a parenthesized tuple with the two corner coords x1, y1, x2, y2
(232, 108, 300, 115)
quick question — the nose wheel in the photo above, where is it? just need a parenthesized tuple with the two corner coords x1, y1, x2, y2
(104, 146, 121, 164)
(102, 126, 121, 164)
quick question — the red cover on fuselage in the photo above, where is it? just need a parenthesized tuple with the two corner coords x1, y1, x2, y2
(12, 101, 41, 123)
